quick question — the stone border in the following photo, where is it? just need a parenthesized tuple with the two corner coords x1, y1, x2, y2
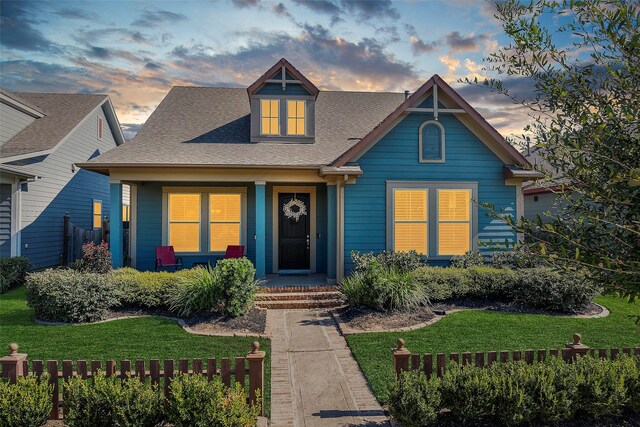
(36, 315, 270, 339)
(331, 302, 610, 336)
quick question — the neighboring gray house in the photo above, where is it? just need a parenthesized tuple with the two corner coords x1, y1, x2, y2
(523, 147, 573, 221)
(0, 89, 125, 268)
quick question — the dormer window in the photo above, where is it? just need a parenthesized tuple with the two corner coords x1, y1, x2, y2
(261, 99, 280, 135)
(287, 100, 305, 135)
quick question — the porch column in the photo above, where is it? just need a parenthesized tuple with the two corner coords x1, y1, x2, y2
(255, 181, 266, 279)
(109, 182, 123, 268)
(326, 183, 337, 284)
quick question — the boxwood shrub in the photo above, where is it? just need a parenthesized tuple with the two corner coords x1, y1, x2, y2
(25, 269, 120, 323)
(0, 374, 52, 427)
(0, 257, 30, 294)
(112, 267, 201, 309)
(388, 355, 640, 426)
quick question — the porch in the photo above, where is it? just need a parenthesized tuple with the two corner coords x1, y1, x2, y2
(107, 174, 348, 284)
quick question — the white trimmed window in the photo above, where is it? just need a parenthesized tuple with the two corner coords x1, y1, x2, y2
(163, 188, 247, 254)
(387, 182, 476, 258)
(168, 193, 201, 253)
(287, 100, 305, 135)
(393, 189, 428, 254)
(93, 200, 102, 229)
(437, 189, 471, 256)
(261, 99, 279, 135)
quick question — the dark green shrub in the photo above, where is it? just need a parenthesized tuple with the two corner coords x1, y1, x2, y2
(25, 269, 120, 323)
(527, 357, 578, 423)
(0, 374, 52, 427)
(510, 267, 597, 312)
(440, 362, 498, 423)
(0, 257, 30, 294)
(63, 372, 163, 427)
(466, 266, 519, 299)
(75, 242, 112, 273)
(217, 257, 257, 317)
(352, 250, 425, 273)
(168, 267, 221, 317)
(491, 247, 541, 269)
(574, 355, 632, 418)
(166, 374, 260, 427)
(340, 260, 427, 311)
(113, 268, 200, 308)
(450, 250, 485, 268)
(388, 370, 441, 427)
(412, 266, 461, 301)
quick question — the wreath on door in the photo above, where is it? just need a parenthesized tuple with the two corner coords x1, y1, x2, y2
(283, 196, 307, 222)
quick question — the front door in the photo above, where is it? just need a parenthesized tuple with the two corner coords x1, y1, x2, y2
(278, 192, 310, 270)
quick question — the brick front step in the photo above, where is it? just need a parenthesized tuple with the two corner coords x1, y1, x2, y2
(256, 291, 342, 301)
(255, 299, 343, 309)
(257, 285, 338, 294)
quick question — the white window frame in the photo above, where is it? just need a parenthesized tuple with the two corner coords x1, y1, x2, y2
(391, 188, 429, 255)
(286, 99, 306, 136)
(386, 181, 478, 260)
(97, 116, 103, 140)
(92, 199, 102, 230)
(162, 187, 247, 255)
(418, 120, 445, 163)
(260, 99, 280, 136)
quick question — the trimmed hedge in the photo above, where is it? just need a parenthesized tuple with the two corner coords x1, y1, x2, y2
(0, 374, 52, 427)
(112, 268, 200, 308)
(0, 257, 30, 294)
(25, 269, 120, 323)
(388, 355, 640, 426)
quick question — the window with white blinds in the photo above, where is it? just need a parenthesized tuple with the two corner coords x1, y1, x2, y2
(393, 189, 428, 254)
(437, 189, 471, 256)
(209, 194, 241, 252)
(168, 193, 201, 253)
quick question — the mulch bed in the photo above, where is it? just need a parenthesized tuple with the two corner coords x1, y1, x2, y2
(107, 306, 267, 335)
(336, 300, 604, 333)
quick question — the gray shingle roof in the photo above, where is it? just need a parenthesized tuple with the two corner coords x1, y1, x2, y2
(1, 92, 107, 159)
(84, 86, 405, 167)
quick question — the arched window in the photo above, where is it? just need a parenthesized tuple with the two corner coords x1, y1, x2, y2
(419, 120, 445, 163)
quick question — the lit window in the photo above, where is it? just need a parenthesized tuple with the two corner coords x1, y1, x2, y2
(393, 189, 428, 254)
(97, 117, 103, 140)
(419, 121, 445, 162)
(122, 204, 130, 222)
(168, 193, 200, 252)
(93, 200, 102, 229)
(287, 100, 305, 135)
(438, 189, 471, 255)
(260, 99, 279, 135)
(209, 194, 241, 252)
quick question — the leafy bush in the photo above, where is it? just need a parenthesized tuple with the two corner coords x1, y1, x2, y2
(491, 247, 541, 269)
(341, 259, 427, 311)
(0, 374, 52, 427)
(25, 269, 120, 323)
(75, 241, 112, 273)
(166, 374, 260, 427)
(450, 250, 485, 268)
(217, 257, 258, 317)
(64, 372, 163, 427)
(0, 257, 30, 294)
(352, 250, 425, 273)
(509, 267, 597, 312)
(113, 268, 200, 308)
(388, 370, 441, 427)
(168, 267, 221, 317)
(388, 356, 640, 426)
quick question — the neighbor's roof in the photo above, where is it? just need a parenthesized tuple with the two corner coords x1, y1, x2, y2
(81, 86, 406, 168)
(523, 147, 569, 193)
(0, 92, 109, 159)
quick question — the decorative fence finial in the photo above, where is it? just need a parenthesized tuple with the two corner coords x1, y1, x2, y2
(396, 338, 405, 351)
(251, 341, 260, 354)
(573, 333, 582, 345)
(8, 343, 18, 355)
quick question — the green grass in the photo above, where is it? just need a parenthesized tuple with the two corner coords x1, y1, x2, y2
(346, 295, 640, 403)
(0, 286, 271, 415)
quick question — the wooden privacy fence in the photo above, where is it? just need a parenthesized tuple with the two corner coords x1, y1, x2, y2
(62, 213, 108, 266)
(393, 333, 640, 379)
(0, 342, 266, 419)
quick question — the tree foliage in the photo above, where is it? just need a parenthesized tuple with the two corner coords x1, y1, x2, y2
(474, 0, 639, 299)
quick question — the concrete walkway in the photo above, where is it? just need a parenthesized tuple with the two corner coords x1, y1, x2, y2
(268, 310, 389, 427)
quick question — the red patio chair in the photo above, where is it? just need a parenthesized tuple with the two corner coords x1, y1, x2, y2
(155, 246, 183, 271)
(214, 245, 245, 265)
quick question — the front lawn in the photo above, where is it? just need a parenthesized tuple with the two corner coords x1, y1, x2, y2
(0, 286, 271, 414)
(346, 295, 640, 403)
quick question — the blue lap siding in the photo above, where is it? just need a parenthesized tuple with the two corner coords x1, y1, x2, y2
(343, 109, 516, 273)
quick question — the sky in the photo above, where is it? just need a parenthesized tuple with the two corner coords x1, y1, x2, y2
(0, 0, 549, 141)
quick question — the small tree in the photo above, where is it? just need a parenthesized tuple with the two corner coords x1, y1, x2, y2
(472, 0, 639, 301)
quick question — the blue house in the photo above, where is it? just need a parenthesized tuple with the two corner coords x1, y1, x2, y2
(0, 89, 125, 268)
(80, 58, 540, 282)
